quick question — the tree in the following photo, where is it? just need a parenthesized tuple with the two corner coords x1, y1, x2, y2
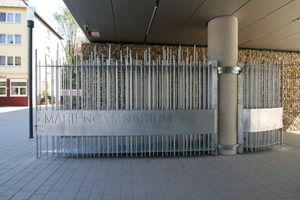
(54, 7, 84, 65)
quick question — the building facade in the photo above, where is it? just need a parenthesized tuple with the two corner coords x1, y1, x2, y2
(0, 0, 63, 106)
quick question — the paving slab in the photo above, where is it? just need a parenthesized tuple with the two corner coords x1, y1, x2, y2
(0, 107, 300, 200)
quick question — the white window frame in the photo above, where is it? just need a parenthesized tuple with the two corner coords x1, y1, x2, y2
(0, 79, 7, 97)
(10, 79, 27, 97)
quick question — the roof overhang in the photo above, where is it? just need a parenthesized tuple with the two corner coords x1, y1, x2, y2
(64, 0, 300, 51)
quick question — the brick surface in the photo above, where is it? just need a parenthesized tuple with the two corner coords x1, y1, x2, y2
(0, 107, 300, 200)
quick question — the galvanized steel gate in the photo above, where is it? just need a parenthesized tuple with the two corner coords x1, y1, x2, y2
(238, 60, 283, 153)
(35, 47, 218, 157)
(35, 47, 283, 157)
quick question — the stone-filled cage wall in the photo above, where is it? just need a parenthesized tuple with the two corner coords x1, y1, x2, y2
(82, 43, 300, 132)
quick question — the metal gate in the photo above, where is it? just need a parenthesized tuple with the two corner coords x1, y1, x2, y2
(35, 46, 283, 157)
(35, 47, 218, 157)
(238, 59, 283, 153)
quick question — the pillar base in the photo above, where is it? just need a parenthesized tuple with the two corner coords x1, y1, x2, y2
(218, 144, 239, 155)
(219, 149, 237, 156)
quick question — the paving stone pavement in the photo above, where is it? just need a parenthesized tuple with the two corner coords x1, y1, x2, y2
(0, 107, 300, 200)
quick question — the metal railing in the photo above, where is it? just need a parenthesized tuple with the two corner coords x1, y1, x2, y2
(242, 60, 283, 152)
(36, 46, 218, 157)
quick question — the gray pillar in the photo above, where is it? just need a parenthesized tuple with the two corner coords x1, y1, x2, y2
(208, 16, 238, 155)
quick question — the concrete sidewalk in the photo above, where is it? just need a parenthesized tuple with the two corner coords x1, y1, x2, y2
(0, 107, 300, 200)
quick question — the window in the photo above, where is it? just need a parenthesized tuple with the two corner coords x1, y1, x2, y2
(15, 35, 21, 44)
(7, 34, 13, 44)
(0, 13, 6, 22)
(0, 56, 5, 65)
(0, 34, 5, 43)
(0, 80, 7, 96)
(15, 57, 21, 65)
(0, 56, 21, 66)
(10, 79, 27, 96)
(7, 13, 14, 22)
(0, 34, 21, 45)
(7, 56, 13, 65)
(15, 13, 21, 23)
(0, 13, 22, 23)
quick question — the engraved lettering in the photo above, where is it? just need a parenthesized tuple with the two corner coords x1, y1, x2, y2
(141, 113, 148, 123)
(112, 114, 121, 124)
(54, 114, 63, 123)
(103, 114, 110, 123)
(65, 114, 72, 123)
(84, 114, 92, 124)
(45, 114, 54, 123)
(123, 114, 130, 123)
(132, 114, 141, 123)
(163, 114, 172, 123)
(93, 114, 101, 123)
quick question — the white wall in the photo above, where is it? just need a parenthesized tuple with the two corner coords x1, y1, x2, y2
(32, 15, 65, 105)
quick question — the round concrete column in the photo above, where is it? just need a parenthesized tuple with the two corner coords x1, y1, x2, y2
(208, 16, 238, 155)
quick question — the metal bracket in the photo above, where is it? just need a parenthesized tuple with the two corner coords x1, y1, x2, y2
(218, 144, 239, 150)
(218, 66, 241, 74)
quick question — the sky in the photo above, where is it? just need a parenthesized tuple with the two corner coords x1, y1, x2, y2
(28, 0, 66, 30)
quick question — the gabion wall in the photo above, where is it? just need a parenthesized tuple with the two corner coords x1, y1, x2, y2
(82, 43, 300, 132)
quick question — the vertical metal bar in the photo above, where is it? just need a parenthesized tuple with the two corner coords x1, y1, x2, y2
(173, 65, 176, 109)
(199, 66, 201, 109)
(181, 65, 184, 109)
(152, 65, 156, 109)
(207, 66, 210, 109)
(106, 65, 109, 109)
(173, 135, 176, 156)
(130, 135, 133, 157)
(185, 66, 188, 109)
(125, 65, 129, 110)
(135, 65, 138, 109)
(255, 67, 258, 108)
(268, 64, 271, 108)
(116, 65, 119, 110)
(203, 66, 206, 109)
(272, 64, 275, 109)
(130, 65, 133, 110)
(141, 65, 143, 110)
(148, 65, 151, 110)
(121, 65, 124, 110)
(162, 64, 164, 109)
(69, 66, 72, 109)
(249, 65, 254, 109)
(45, 55, 48, 110)
(167, 65, 169, 109)
(148, 135, 151, 156)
